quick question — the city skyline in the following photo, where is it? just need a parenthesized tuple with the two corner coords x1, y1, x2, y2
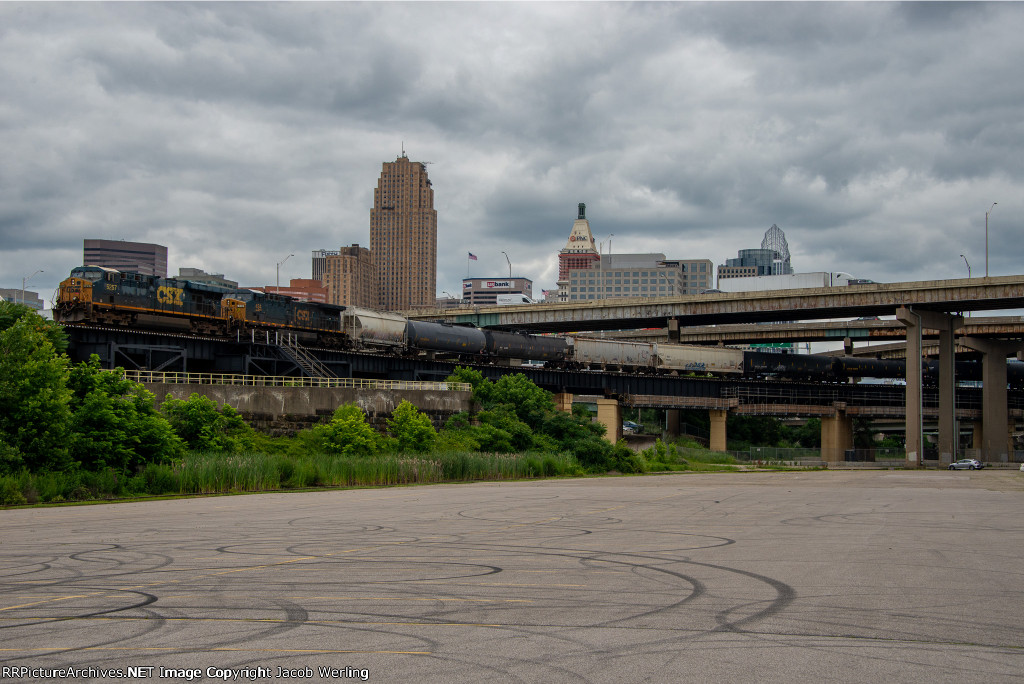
(2, 3, 1021, 306)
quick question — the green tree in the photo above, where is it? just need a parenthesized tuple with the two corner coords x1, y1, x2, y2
(727, 415, 784, 448)
(312, 403, 383, 456)
(447, 366, 492, 404)
(67, 357, 185, 471)
(786, 418, 822, 448)
(387, 400, 437, 453)
(0, 301, 68, 353)
(476, 406, 533, 451)
(488, 373, 555, 429)
(0, 317, 72, 473)
(161, 393, 256, 453)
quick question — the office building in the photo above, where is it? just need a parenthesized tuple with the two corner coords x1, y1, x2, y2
(717, 225, 794, 284)
(675, 259, 714, 293)
(0, 288, 44, 310)
(462, 277, 534, 306)
(566, 254, 710, 301)
(261, 279, 328, 303)
(435, 295, 462, 309)
(369, 154, 437, 311)
(177, 268, 238, 289)
(84, 239, 167, 277)
(311, 249, 340, 283)
(322, 245, 378, 308)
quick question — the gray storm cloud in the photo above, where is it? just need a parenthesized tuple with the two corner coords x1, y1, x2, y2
(1, 2, 1020, 301)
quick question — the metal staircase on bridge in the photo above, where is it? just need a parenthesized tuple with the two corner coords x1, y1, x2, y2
(277, 334, 335, 379)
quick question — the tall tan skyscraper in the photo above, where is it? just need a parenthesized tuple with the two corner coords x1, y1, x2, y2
(369, 154, 437, 311)
(323, 245, 378, 308)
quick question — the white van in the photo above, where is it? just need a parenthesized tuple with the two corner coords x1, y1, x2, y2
(496, 294, 534, 305)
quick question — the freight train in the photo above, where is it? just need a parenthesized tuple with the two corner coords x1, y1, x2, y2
(54, 266, 1020, 385)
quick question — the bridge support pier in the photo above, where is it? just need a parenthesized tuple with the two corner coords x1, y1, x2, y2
(960, 337, 1024, 462)
(821, 409, 854, 463)
(665, 409, 681, 439)
(709, 409, 728, 452)
(554, 392, 574, 414)
(897, 307, 962, 467)
(596, 399, 622, 443)
(667, 318, 680, 342)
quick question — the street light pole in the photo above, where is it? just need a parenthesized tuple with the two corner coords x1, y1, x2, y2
(276, 254, 294, 291)
(985, 202, 997, 277)
(604, 234, 613, 301)
(501, 251, 512, 279)
(21, 270, 42, 305)
(961, 255, 972, 319)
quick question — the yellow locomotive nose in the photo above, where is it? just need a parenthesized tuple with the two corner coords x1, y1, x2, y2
(58, 278, 93, 305)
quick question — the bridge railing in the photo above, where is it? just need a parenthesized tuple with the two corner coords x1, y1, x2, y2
(118, 370, 471, 393)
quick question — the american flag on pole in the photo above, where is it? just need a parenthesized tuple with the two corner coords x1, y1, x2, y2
(468, 252, 478, 261)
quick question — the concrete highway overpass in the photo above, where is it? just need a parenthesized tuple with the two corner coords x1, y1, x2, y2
(410, 275, 1024, 333)
(601, 315, 1024, 347)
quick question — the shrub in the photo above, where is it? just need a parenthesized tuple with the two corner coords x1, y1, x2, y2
(0, 478, 27, 506)
(161, 393, 257, 454)
(387, 401, 436, 453)
(311, 404, 384, 457)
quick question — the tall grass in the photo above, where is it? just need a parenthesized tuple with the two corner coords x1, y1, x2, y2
(639, 439, 740, 472)
(0, 450, 584, 504)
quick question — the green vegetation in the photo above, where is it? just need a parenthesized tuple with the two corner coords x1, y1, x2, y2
(638, 438, 741, 472)
(0, 307, 647, 505)
(0, 302, 817, 507)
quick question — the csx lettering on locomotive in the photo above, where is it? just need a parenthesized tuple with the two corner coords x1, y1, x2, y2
(157, 286, 184, 306)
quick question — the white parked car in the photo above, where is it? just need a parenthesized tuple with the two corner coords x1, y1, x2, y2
(948, 458, 984, 470)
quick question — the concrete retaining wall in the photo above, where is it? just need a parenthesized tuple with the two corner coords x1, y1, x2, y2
(144, 383, 474, 436)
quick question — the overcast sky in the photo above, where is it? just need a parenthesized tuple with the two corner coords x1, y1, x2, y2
(2, 1, 1022, 307)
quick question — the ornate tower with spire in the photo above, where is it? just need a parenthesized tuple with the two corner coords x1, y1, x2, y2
(555, 203, 600, 301)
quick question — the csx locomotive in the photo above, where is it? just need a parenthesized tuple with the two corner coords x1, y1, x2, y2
(55, 266, 1018, 385)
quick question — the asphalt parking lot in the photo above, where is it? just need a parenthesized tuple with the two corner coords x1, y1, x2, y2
(2, 470, 1022, 683)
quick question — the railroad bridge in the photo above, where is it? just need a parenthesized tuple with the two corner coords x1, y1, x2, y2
(65, 275, 1024, 466)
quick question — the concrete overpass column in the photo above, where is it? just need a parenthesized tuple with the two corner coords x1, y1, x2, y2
(897, 308, 962, 467)
(896, 307, 924, 467)
(596, 398, 622, 443)
(554, 392, 574, 414)
(961, 337, 1024, 462)
(667, 318, 680, 343)
(935, 313, 963, 464)
(665, 409, 681, 439)
(821, 409, 854, 464)
(709, 409, 728, 453)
